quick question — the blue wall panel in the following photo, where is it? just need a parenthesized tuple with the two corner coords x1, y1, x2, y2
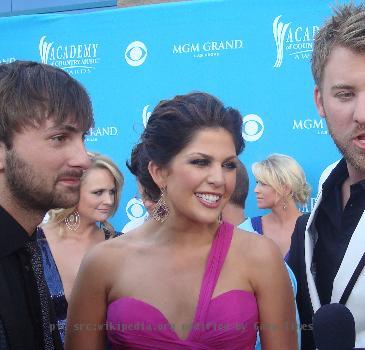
(2, 0, 116, 16)
(0, 0, 11, 15)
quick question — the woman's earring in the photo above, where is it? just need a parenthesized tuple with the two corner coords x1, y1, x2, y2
(65, 210, 80, 231)
(218, 213, 223, 223)
(152, 187, 169, 223)
(282, 199, 288, 210)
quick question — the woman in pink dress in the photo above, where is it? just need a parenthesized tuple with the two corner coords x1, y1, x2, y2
(65, 92, 297, 350)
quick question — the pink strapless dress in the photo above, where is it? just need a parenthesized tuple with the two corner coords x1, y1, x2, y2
(106, 221, 258, 349)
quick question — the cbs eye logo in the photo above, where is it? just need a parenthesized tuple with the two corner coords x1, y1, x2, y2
(242, 114, 264, 142)
(125, 197, 148, 220)
(125, 41, 148, 67)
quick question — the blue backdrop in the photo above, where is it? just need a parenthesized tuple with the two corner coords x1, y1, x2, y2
(0, 0, 348, 231)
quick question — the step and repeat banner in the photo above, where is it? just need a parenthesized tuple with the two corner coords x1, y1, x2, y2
(0, 0, 347, 231)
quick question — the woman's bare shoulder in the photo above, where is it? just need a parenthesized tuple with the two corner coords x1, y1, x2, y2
(85, 228, 149, 263)
(89, 231, 137, 255)
(233, 227, 282, 266)
(232, 228, 287, 291)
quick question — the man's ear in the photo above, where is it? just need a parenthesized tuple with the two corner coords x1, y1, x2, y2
(314, 86, 326, 118)
(0, 142, 6, 171)
(148, 161, 168, 189)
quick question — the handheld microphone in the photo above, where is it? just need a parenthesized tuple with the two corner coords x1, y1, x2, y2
(313, 303, 355, 350)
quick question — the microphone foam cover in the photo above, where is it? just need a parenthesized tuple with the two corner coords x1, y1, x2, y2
(313, 303, 355, 350)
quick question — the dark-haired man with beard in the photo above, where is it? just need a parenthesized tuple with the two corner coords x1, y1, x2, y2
(0, 61, 94, 350)
(288, 3, 365, 349)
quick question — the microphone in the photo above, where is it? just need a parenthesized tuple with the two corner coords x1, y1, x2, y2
(313, 303, 355, 350)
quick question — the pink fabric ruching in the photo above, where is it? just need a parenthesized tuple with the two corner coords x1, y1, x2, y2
(106, 222, 258, 350)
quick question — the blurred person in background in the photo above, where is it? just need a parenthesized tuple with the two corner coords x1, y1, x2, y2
(250, 154, 311, 261)
(221, 159, 249, 228)
(222, 157, 301, 350)
(38, 152, 123, 343)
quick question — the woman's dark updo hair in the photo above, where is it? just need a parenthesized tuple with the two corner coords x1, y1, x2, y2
(127, 92, 244, 201)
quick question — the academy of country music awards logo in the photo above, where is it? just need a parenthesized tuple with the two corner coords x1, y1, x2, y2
(172, 39, 244, 59)
(142, 105, 264, 142)
(273, 15, 319, 68)
(142, 105, 152, 127)
(39, 36, 100, 75)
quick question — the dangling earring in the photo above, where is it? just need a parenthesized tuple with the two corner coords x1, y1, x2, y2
(282, 199, 288, 210)
(65, 210, 80, 231)
(218, 213, 223, 223)
(152, 187, 169, 223)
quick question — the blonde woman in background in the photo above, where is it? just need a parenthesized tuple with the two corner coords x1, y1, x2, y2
(37, 152, 123, 343)
(250, 154, 310, 261)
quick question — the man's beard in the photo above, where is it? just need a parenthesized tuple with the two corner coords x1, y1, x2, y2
(5, 149, 81, 212)
(327, 123, 365, 173)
